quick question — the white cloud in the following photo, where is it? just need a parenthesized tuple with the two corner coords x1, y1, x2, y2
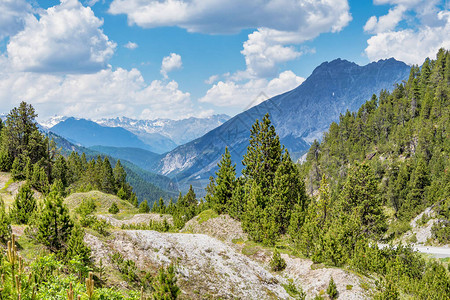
(110, 0, 351, 79)
(161, 53, 182, 79)
(199, 70, 304, 108)
(364, 0, 450, 64)
(364, 5, 406, 34)
(7, 0, 116, 73)
(0, 0, 33, 40)
(205, 75, 220, 85)
(0, 55, 198, 120)
(124, 41, 138, 49)
(109, 0, 351, 35)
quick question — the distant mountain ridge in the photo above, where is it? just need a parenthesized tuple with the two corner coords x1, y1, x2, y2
(152, 57, 411, 192)
(96, 114, 230, 146)
(50, 117, 154, 151)
(40, 114, 230, 154)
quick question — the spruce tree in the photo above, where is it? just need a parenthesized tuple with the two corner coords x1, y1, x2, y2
(340, 163, 386, 237)
(152, 264, 180, 299)
(108, 202, 119, 214)
(37, 189, 73, 252)
(11, 184, 36, 224)
(113, 160, 127, 188)
(101, 157, 116, 194)
(52, 155, 68, 186)
(139, 200, 150, 213)
(242, 113, 282, 198)
(207, 147, 236, 214)
(66, 224, 91, 264)
(0, 197, 11, 243)
(270, 149, 307, 234)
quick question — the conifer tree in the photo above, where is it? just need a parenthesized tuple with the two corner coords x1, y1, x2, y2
(66, 224, 91, 264)
(270, 149, 307, 234)
(113, 160, 127, 188)
(207, 147, 236, 214)
(11, 184, 36, 224)
(152, 264, 180, 299)
(139, 200, 150, 213)
(340, 163, 386, 237)
(37, 188, 73, 252)
(52, 155, 68, 186)
(0, 197, 11, 243)
(108, 202, 119, 214)
(101, 157, 116, 194)
(242, 113, 282, 197)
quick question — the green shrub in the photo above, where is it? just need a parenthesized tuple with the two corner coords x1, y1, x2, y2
(327, 277, 338, 299)
(270, 248, 286, 271)
(108, 202, 119, 214)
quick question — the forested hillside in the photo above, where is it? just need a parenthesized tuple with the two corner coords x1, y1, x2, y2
(301, 48, 450, 241)
(201, 49, 450, 299)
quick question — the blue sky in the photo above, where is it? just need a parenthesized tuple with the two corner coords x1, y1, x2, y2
(0, 0, 448, 121)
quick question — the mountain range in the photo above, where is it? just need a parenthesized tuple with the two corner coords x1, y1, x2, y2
(41, 114, 230, 154)
(152, 58, 411, 192)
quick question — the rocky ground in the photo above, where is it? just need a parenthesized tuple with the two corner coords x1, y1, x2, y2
(85, 214, 371, 299)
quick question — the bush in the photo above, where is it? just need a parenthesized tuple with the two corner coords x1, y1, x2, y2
(327, 277, 338, 299)
(108, 202, 119, 214)
(270, 248, 286, 271)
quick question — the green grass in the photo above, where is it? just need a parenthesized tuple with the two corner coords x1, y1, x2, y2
(64, 190, 137, 215)
(196, 209, 219, 225)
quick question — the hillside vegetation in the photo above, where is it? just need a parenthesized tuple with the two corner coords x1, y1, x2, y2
(0, 50, 448, 299)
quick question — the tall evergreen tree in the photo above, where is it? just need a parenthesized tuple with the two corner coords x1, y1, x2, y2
(0, 197, 11, 243)
(207, 147, 236, 214)
(11, 184, 36, 224)
(101, 157, 116, 194)
(242, 113, 282, 198)
(37, 189, 73, 252)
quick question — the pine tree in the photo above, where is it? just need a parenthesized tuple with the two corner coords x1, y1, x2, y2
(108, 202, 119, 214)
(242, 113, 282, 198)
(339, 163, 386, 237)
(37, 189, 73, 252)
(11, 184, 36, 224)
(207, 147, 236, 214)
(66, 224, 91, 264)
(269, 248, 286, 271)
(270, 149, 307, 234)
(0, 197, 11, 243)
(152, 264, 180, 300)
(327, 277, 338, 299)
(158, 197, 166, 214)
(139, 200, 150, 213)
(101, 157, 116, 194)
(113, 160, 127, 188)
(51, 155, 68, 186)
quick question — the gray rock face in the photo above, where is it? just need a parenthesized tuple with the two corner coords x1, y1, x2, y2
(154, 58, 411, 191)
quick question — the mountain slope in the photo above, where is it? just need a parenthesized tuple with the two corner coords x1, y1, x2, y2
(50, 117, 154, 151)
(89, 145, 161, 171)
(154, 58, 411, 190)
(96, 114, 230, 147)
(47, 131, 178, 203)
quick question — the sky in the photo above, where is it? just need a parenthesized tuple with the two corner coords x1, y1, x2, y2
(0, 0, 449, 121)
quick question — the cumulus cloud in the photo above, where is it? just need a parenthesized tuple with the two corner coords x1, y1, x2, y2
(364, 0, 450, 65)
(199, 70, 304, 109)
(7, 0, 116, 73)
(124, 41, 138, 49)
(161, 53, 182, 79)
(110, 0, 351, 79)
(0, 55, 197, 120)
(0, 0, 33, 41)
(109, 0, 351, 35)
